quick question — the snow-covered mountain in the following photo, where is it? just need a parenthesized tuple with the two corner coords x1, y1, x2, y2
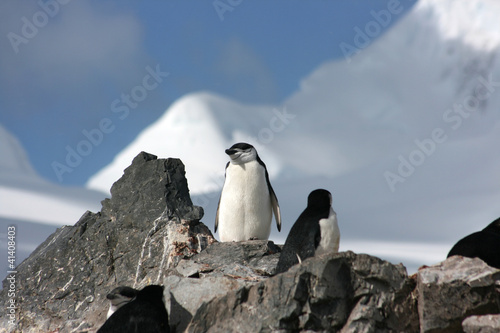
(88, 0, 500, 192)
(88, 0, 499, 272)
(0, 124, 106, 273)
(87, 92, 284, 195)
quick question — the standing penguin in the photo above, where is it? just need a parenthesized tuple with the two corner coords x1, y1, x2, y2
(97, 285, 169, 333)
(275, 189, 339, 274)
(447, 217, 500, 269)
(215, 142, 281, 242)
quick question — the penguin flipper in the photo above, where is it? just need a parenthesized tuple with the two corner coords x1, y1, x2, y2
(295, 253, 302, 264)
(215, 162, 230, 233)
(214, 195, 221, 233)
(270, 189, 281, 232)
(261, 160, 281, 232)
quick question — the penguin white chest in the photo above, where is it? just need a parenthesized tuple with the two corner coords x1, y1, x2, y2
(316, 208, 340, 255)
(107, 305, 117, 319)
(218, 160, 272, 241)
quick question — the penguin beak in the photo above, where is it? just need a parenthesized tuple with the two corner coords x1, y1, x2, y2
(107, 294, 117, 300)
(226, 149, 243, 161)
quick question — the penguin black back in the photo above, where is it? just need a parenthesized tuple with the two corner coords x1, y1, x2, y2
(98, 285, 170, 333)
(483, 217, 500, 235)
(275, 189, 332, 274)
(447, 217, 500, 269)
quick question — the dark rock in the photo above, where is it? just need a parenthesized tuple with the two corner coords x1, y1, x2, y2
(417, 256, 500, 333)
(0, 152, 215, 332)
(187, 251, 419, 333)
(190, 240, 281, 277)
(4, 150, 499, 333)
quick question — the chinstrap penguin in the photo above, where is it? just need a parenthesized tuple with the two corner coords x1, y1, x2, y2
(447, 217, 500, 269)
(215, 142, 281, 242)
(97, 284, 170, 333)
(106, 286, 138, 319)
(275, 189, 339, 274)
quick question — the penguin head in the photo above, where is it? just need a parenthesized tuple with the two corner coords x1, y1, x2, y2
(106, 286, 137, 306)
(225, 142, 258, 164)
(307, 189, 332, 209)
(106, 286, 137, 318)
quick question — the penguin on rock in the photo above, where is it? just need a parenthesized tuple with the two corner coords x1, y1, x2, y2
(97, 285, 169, 333)
(215, 142, 281, 242)
(275, 189, 340, 274)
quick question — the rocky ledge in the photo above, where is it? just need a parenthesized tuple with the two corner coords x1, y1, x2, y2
(1, 152, 499, 333)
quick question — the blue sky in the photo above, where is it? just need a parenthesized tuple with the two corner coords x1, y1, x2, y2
(0, 0, 417, 187)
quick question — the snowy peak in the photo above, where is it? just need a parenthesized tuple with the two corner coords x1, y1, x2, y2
(0, 124, 40, 184)
(0, 123, 105, 226)
(88, 0, 500, 196)
(416, 0, 500, 51)
(296, 0, 500, 141)
(86, 91, 284, 194)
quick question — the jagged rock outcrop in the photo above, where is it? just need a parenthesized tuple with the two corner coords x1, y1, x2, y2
(0, 152, 215, 332)
(417, 256, 500, 333)
(164, 240, 281, 332)
(187, 251, 419, 333)
(1, 151, 499, 333)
